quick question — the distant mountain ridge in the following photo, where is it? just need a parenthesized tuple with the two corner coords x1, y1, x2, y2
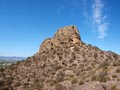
(0, 56, 26, 61)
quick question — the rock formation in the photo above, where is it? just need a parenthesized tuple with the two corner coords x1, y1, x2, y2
(0, 25, 120, 90)
(39, 25, 82, 53)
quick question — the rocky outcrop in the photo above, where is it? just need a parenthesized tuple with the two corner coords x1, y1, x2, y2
(39, 25, 82, 53)
(0, 25, 120, 90)
(53, 25, 81, 44)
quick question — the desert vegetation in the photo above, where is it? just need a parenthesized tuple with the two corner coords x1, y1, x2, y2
(0, 26, 120, 90)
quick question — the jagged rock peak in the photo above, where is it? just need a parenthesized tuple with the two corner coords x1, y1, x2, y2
(39, 25, 82, 53)
(54, 25, 81, 42)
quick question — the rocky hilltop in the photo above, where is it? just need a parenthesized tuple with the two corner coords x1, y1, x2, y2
(0, 25, 120, 90)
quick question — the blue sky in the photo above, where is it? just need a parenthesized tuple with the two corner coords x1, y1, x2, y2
(0, 0, 120, 57)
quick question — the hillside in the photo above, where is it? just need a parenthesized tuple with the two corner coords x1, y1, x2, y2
(0, 56, 25, 68)
(0, 56, 25, 61)
(0, 25, 120, 90)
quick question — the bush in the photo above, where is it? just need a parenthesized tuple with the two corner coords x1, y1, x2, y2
(113, 62, 120, 66)
(91, 70, 109, 82)
(99, 61, 109, 69)
(116, 68, 120, 73)
(79, 80, 84, 85)
(55, 83, 66, 90)
(14, 82, 21, 87)
(71, 77, 78, 84)
(112, 74, 117, 78)
(55, 71, 65, 82)
(111, 84, 117, 90)
(98, 70, 109, 82)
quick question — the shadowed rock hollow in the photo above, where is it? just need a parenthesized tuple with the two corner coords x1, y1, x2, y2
(0, 25, 120, 90)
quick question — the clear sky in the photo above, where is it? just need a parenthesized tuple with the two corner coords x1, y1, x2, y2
(0, 0, 120, 57)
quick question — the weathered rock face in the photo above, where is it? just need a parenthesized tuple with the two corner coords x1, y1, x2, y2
(53, 25, 81, 44)
(39, 25, 82, 53)
(0, 25, 120, 90)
